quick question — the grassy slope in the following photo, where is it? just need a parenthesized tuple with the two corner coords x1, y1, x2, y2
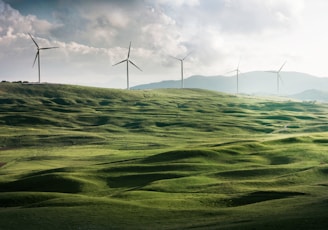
(1, 83, 328, 229)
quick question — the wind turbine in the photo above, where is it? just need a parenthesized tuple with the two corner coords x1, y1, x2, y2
(171, 53, 191, 89)
(268, 61, 287, 94)
(227, 59, 241, 94)
(29, 33, 58, 83)
(113, 42, 142, 90)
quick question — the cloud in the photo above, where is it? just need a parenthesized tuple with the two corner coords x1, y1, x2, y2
(215, 0, 305, 34)
(0, 0, 60, 37)
(141, 8, 185, 56)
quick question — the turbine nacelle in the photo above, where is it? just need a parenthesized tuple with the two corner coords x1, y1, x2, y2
(171, 52, 192, 61)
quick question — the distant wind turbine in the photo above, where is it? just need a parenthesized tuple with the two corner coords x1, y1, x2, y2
(227, 59, 241, 94)
(267, 61, 287, 94)
(29, 33, 59, 84)
(113, 42, 142, 90)
(171, 53, 191, 89)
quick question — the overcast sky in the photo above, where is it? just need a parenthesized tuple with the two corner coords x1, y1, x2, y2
(1, 0, 328, 88)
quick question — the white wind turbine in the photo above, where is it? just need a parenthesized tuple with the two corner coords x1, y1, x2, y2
(171, 53, 191, 89)
(268, 61, 287, 94)
(29, 33, 59, 83)
(227, 59, 241, 94)
(113, 42, 142, 90)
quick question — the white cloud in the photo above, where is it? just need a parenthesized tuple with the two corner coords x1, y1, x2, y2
(141, 9, 185, 57)
(107, 10, 130, 28)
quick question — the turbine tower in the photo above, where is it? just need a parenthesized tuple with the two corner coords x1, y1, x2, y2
(29, 33, 58, 83)
(227, 60, 241, 94)
(113, 42, 142, 90)
(268, 61, 287, 94)
(171, 53, 191, 89)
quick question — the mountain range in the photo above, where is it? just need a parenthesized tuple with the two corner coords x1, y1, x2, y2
(132, 71, 328, 101)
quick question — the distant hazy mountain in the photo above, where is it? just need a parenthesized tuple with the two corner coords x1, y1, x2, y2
(132, 71, 328, 95)
(289, 89, 328, 102)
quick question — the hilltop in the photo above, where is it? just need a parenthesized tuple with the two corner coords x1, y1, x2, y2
(1, 82, 328, 229)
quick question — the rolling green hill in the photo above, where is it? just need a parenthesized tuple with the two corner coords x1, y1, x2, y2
(1, 82, 328, 229)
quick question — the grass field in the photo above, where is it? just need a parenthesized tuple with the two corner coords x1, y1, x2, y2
(1, 82, 328, 229)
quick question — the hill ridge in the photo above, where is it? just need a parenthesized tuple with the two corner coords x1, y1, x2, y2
(132, 71, 328, 95)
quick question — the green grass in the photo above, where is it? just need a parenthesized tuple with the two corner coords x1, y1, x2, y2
(1, 82, 328, 229)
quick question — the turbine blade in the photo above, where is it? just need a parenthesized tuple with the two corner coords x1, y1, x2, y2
(33, 51, 39, 67)
(278, 61, 287, 73)
(40, 47, 59, 50)
(129, 60, 142, 71)
(112, 59, 127, 66)
(170, 55, 182, 61)
(127, 41, 132, 59)
(182, 52, 192, 60)
(28, 33, 39, 48)
(226, 69, 237, 74)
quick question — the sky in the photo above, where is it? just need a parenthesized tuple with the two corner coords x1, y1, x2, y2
(1, 0, 328, 89)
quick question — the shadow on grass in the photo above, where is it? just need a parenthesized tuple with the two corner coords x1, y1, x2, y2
(226, 191, 306, 207)
(0, 174, 83, 193)
(0, 192, 57, 207)
(142, 149, 221, 163)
